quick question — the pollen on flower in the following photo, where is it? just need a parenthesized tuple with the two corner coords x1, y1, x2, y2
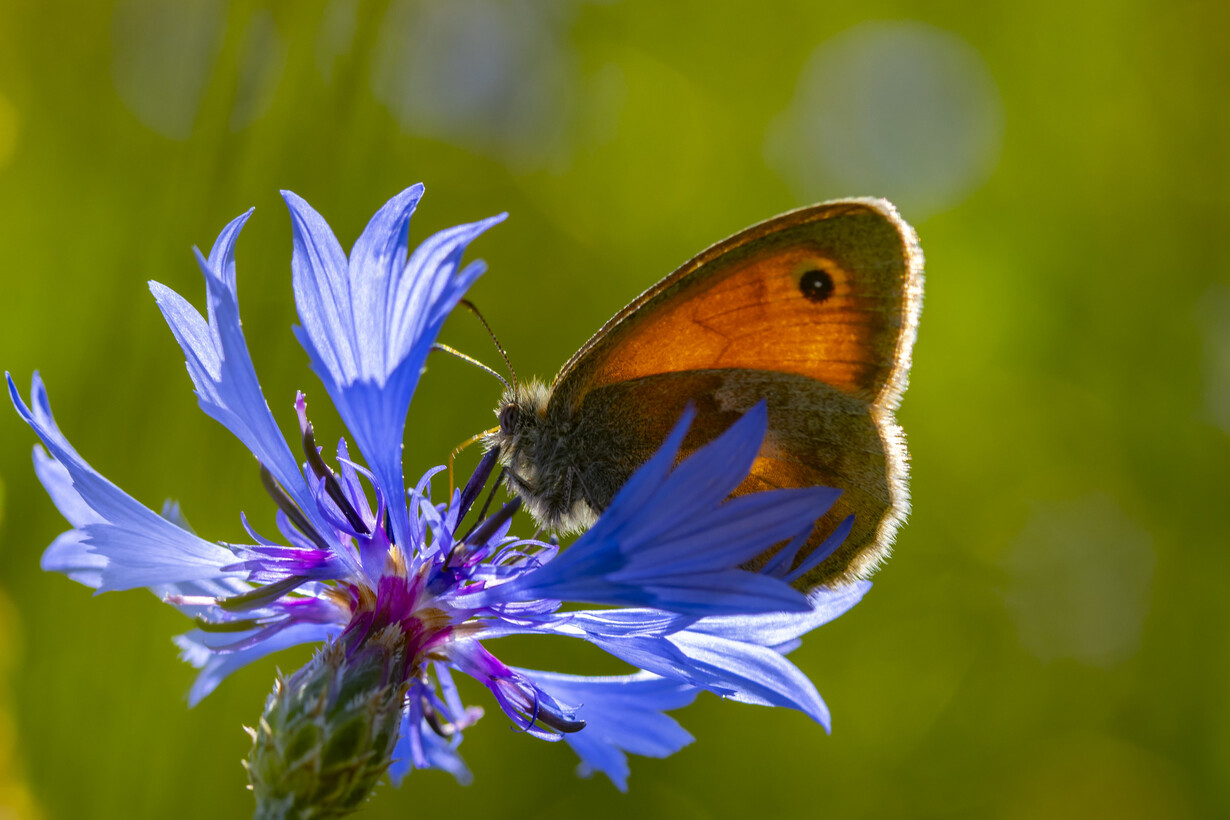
(387, 543, 408, 577)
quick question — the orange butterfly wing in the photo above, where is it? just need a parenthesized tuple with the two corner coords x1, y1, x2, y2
(549, 199, 923, 588)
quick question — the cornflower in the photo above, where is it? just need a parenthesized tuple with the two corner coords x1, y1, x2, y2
(10, 185, 869, 816)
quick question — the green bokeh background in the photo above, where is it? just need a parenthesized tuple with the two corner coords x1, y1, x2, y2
(1, 1, 1227, 817)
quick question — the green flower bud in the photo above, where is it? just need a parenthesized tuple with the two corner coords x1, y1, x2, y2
(244, 625, 410, 820)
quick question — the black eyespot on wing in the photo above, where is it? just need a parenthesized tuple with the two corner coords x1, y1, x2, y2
(799, 268, 834, 303)
(498, 403, 520, 434)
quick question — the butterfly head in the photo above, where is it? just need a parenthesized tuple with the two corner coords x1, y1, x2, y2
(483, 379, 598, 534)
(484, 378, 548, 480)
(487, 379, 548, 445)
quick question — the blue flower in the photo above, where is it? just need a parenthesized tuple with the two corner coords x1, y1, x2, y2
(10, 186, 869, 793)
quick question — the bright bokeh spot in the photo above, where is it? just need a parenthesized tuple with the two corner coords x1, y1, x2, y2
(1004, 495, 1154, 667)
(372, 0, 574, 169)
(229, 10, 287, 131)
(110, 0, 226, 139)
(766, 21, 1004, 218)
(1198, 285, 1230, 434)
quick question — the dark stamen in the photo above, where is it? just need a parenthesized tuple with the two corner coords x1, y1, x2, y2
(517, 687, 585, 734)
(383, 507, 395, 545)
(465, 497, 522, 548)
(458, 448, 498, 523)
(194, 615, 265, 633)
(459, 467, 506, 544)
(300, 418, 370, 535)
(218, 574, 310, 612)
(421, 696, 455, 738)
(535, 708, 586, 734)
(259, 466, 333, 553)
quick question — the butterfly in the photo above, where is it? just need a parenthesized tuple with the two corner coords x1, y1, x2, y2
(483, 199, 923, 590)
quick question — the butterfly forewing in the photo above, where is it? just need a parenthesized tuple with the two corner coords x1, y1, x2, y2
(553, 200, 920, 410)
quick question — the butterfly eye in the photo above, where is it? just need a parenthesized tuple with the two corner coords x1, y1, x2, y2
(498, 404, 520, 434)
(799, 267, 835, 303)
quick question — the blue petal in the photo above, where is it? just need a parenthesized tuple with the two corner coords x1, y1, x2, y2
(664, 630, 830, 728)
(609, 488, 840, 575)
(686, 582, 872, 647)
(471, 403, 838, 615)
(446, 639, 581, 739)
(41, 530, 105, 588)
(784, 515, 854, 584)
(148, 211, 341, 566)
(175, 622, 338, 706)
(623, 402, 766, 527)
(499, 602, 845, 728)
(471, 608, 694, 643)
(33, 445, 101, 527)
(9, 372, 240, 591)
(33, 445, 107, 587)
(579, 629, 827, 727)
(284, 187, 505, 548)
(596, 405, 695, 519)
(624, 572, 817, 615)
(388, 711, 473, 787)
(522, 669, 699, 791)
(31, 447, 256, 597)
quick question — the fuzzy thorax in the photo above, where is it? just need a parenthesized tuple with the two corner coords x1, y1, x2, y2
(483, 379, 600, 535)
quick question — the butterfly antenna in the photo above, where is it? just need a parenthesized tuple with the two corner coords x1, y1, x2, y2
(431, 343, 510, 392)
(460, 299, 518, 392)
